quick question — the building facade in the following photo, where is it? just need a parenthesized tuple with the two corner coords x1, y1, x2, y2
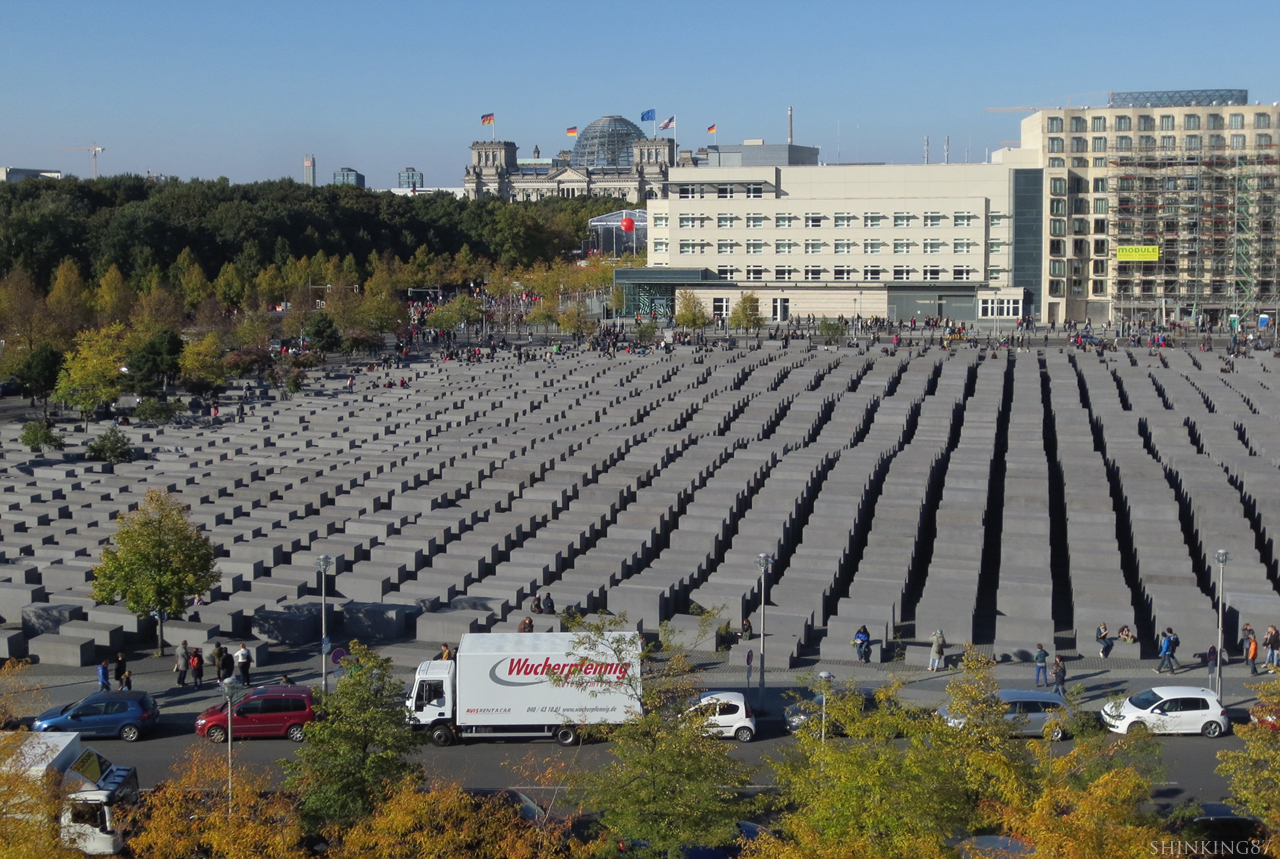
(0, 167, 62, 182)
(638, 147, 1036, 325)
(334, 167, 365, 188)
(1020, 90, 1278, 325)
(398, 167, 424, 189)
(303, 155, 316, 187)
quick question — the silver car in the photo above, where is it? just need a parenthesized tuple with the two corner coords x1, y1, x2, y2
(938, 689, 1071, 740)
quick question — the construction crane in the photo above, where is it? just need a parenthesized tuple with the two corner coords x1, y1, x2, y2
(57, 142, 106, 178)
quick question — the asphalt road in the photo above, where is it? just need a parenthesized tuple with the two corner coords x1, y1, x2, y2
(83, 711, 1239, 813)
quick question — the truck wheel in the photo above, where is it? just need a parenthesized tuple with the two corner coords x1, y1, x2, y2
(554, 726, 579, 746)
(119, 724, 141, 742)
(734, 726, 755, 743)
(207, 726, 227, 743)
(430, 725, 455, 747)
(287, 724, 306, 743)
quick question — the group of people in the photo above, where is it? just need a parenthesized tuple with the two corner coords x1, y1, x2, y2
(96, 652, 132, 692)
(172, 640, 254, 690)
(1032, 644, 1069, 696)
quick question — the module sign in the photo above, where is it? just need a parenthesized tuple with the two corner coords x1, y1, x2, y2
(1117, 246, 1160, 261)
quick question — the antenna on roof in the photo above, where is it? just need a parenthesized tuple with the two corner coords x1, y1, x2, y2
(945, 136, 950, 164)
(924, 135, 930, 164)
(788, 106, 793, 145)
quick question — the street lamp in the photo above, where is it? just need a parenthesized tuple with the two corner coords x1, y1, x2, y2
(818, 671, 834, 753)
(755, 553, 773, 714)
(1215, 550, 1230, 697)
(315, 554, 333, 694)
(220, 676, 242, 818)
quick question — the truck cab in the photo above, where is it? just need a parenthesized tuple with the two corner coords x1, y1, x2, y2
(407, 660, 455, 744)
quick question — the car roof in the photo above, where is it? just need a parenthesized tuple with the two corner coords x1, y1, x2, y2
(1148, 686, 1219, 698)
(245, 685, 312, 698)
(700, 691, 746, 705)
(83, 691, 149, 704)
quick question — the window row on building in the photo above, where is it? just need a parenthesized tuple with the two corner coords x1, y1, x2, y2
(653, 238, 995, 255)
(1046, 134, 1275, 153)
(651, 212, 996, 229)
(1047, 113, 1275, 134)
(706, 265, 984, 282)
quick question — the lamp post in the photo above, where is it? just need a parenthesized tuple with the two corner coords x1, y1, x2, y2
(755, 553, 773, 714)
(220, 677, 242, 818)
(1215, 550, 1230, 697)
(315, 554, 333, 694)
(818, 670, 834, 761)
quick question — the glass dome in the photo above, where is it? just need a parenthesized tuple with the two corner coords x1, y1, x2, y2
(570, 116, 645, 169)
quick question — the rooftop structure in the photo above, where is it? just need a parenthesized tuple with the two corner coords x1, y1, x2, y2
(1109, 90, 1250, 108)
(570, 116, 645, 169)
(0, 167, 63, 182)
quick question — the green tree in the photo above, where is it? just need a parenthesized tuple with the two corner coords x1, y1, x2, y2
(16, 343, 64, 419)
(125, 330, 183, 395)
(180, 263, 213, 313)
(558, 300, 596, 339)
(54, 323, 129, 420)
(46, 259, 93, 343)
(633, 321, 658, 344)
(728, 291, 764, 335)
(674, 289, 709, 331)
(20, 422, 65, 454)
(525, 303, 559, 334)
(607, 282, 627, 318)
(304, 312, 342, 352)
(0, 268, 56, 376)
(282, 642, 426, 833)
(133, 398, 177, 423)
(212, 262, 247, 308)
(94, 263, 135, 326)
(86, 426, 134, 465)
(178, 333, 226, 389)
(90, 488, 218, 656)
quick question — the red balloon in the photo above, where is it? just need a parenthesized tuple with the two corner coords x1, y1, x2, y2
(620, 217, 635, 233)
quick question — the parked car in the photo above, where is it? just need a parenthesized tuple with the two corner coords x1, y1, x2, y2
(194, 684, 315, 743)
(1101, 686, 1229, 737)
(32, 691, 161, 742)
(783, 687, 878, 734)
(937, 689, 1072, 740)
(461, 788, 546, 824)
(688, 691, 756, 742)
(0, 379, 25, 396)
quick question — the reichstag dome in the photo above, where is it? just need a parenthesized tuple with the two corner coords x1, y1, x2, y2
(570, 115, 645, 169)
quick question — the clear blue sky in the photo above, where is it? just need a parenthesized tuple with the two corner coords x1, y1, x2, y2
(2, 0, 1276, 188)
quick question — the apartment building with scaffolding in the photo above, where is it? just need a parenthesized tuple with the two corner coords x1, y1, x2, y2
(1021, 90, 1278, 325)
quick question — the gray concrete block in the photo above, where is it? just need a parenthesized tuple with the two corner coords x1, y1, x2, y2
(28, 633, 96, 666)
(21, 603, 85, 637)
(57, 620, 123, 650)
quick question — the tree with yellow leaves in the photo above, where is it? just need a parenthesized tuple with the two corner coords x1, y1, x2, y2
(0, 268, 57, 375)
(1218, 674, 1280, 854)
(178, 332, 227, 391)
(124, 744, 307, 859)
(45, 260, 94, 342)
(94, 263, 136, 326)
(54, 323, 129, 419)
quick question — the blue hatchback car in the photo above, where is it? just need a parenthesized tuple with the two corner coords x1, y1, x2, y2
(32, 691, 161, 742)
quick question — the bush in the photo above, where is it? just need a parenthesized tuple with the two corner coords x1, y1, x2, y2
(86, 427, 134, 465)
(133, 398, 177, 422)
(20, 422, 64, 454)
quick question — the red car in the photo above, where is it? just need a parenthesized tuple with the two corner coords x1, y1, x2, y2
(194, 685, 315, 743)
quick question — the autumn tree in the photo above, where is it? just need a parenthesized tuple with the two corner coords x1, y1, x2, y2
(213, 262, 247, 308)
(728, 291, 764, 335)
(282, 642, 426, 832)
(674, 289, 710, 331)
(94, 263, 135, 326)
(54, 323, 129, 419)
(128, 286, 185, 349)
(90, 489, 219, 656)
(525, 302, 559, 336)
(254, 263, 287, 307)
(331, 779, 590, 859)
(124, 744, 307, 859)
(558, 300, 596, 340)
(179, 332, 227, 390)
(1218, 674, 1280, 854)
(45, 260, 94, 342)
(180, 262, 213, 312)
(0, 731, 85, 859)
(0, 268, 56, 374)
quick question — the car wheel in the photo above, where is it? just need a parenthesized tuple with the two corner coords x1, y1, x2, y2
(734, 726, 755, 743)
(554, 726, 579, 746)
(429, 725, 455, 747)
(1126, 721, 1148, 735)
(119, 724, 141, 742)
(286, 724, 306, 743)
(207, 725, 227, 743)
(1202, 721, 1225, 738)
(1048, 726, 1066, 741)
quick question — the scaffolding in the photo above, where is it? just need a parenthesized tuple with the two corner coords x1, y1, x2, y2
(1109, 144, 1278, 325)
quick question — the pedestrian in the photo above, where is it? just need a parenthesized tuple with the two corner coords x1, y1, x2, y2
(437, 643, 453, 661)
(118, 670, 133, 691)
(928, 629, 947, 672)
(175, 640, 190, 688)
(1155, 631, 1173, 673)
(852, 625, 871, 664)
(1096, 621, 1113, 659)
(280, 674, 297, 686)
(219, 648, 234, 685)
(1164, 627, 1182, 672)
(114, 652, 127, 685)
(740, 617, 753, 641)
(531, 593, 543, 614)
(1246, 631, 1259, 676)
(1033, 643, 1049, 686)
(517, 616, 534, 633)
(190, 649, 204, 690)
(542, 593, 555, 615)
(235, 643, 253, 685)
(97, 660, 111, 692)
(1051, 655, 1067, 698)
(1206, 644, 1218, 676)
(1265, 625, 1280, 669)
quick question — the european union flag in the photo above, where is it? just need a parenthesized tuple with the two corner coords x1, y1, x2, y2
(640, 109, 656, 122)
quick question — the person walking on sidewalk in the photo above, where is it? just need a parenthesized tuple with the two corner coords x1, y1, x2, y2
(235, 643, 253, 685)
(1246, 630, 1259, 676)
(114, 652, 127, 686)
(1051, 655, 1067, 698)
(1265, 625, 1280, 670)
(175, 641, 190, 688)
(96, 660, 111, 692)
(1034, 643, 1049, 686)
(928, 629, 947, 672)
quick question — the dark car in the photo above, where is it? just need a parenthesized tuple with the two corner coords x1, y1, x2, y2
(0, 379, 25, 396)
(32, 691, 161, 742)
(194, 684, 315, 742)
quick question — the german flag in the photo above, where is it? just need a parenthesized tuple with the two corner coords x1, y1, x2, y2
(480, 113, 495, 125)
(707, 124, 717, 134)
(567, 127, 578, 137)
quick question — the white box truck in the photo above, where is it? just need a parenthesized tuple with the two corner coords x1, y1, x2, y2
(4, 732, 140, 855)
(406, 632, 641, 746)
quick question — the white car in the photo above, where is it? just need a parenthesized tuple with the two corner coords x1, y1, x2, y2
(689, 691, 756, 742)
(1101, 686, 1229, 738)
